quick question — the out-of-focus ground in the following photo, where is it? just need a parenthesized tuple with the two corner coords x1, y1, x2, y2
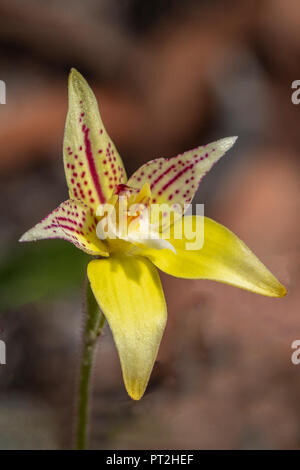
(0, 0, 299, 449)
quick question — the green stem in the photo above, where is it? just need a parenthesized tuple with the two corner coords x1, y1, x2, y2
(75, 281, 105, 450)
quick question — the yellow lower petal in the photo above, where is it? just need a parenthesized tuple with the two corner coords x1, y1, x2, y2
(87, 255, 167, 400)
(139, 216, 286, 297)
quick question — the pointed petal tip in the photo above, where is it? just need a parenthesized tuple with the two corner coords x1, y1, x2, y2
(218, 136, 238, 152)
(68, 68, 76, 82)
(19, 224, 46, 243)
(69, 67, 80, 78)
(19, 229, 44, 243)
(248, 277, 287, 298)
(262, 275, 287, 298)
(68, 68, 85, 88)
(126, 383, 145, 401)
(272, 282, 287, 298)
(128, 390, 143, 401)
(19, 231, 32, 243)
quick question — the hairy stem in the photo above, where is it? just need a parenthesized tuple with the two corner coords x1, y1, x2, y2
(75, 281, 105, 450)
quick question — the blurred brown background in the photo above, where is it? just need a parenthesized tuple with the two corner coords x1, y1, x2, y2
(0, 0, 299, 449)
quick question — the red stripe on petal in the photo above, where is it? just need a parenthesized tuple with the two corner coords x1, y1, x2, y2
(82, 126, 105, 203)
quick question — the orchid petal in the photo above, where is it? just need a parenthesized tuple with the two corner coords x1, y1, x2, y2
(64, 69, 127, 210)
(128, 137, 237, 210)
(20, 199, 109, 256)
(87, 255, 167, 400)
(139, 216, 286, 297)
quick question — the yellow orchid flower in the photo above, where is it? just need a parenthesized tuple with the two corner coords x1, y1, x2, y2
(20, 68, 286, 402)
